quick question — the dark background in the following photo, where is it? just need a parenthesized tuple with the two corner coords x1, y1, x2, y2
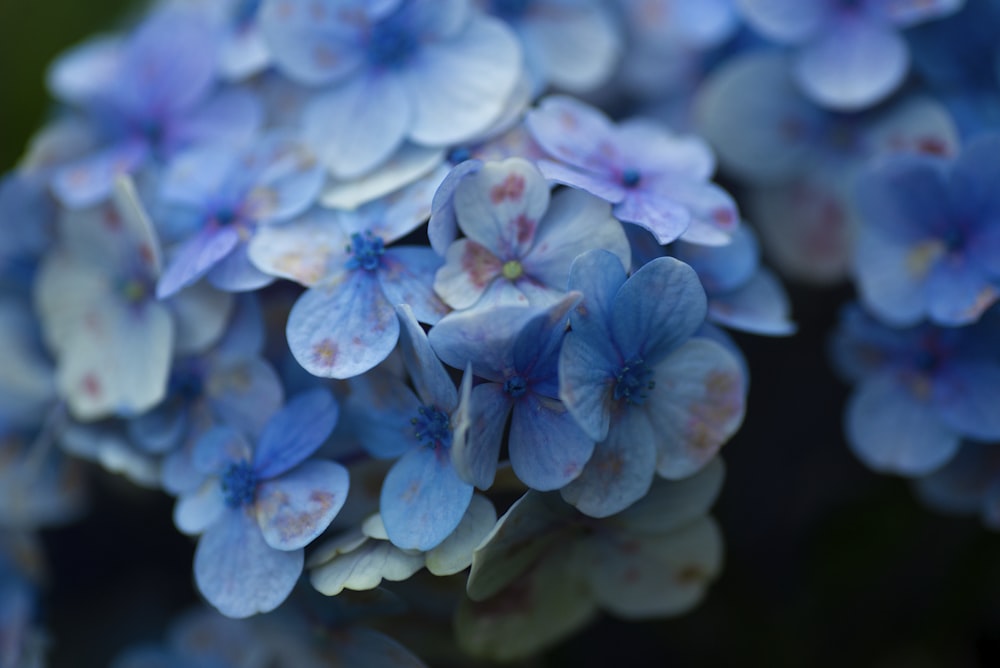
(4, 3, 1000, 666)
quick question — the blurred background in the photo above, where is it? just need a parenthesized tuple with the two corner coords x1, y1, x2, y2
(4, 2, 1000, 667)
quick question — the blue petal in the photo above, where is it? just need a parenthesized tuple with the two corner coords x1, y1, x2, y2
(254, 387, 339, 479)
(255, 459, 349, 550)
(193, 426, 253, 475)
(174, 478, 226, 535)
(51, 141, 149, 209)
(451, 383, 510, 489)
(737, 0, 827, 42)
(206, 244, 275, 293)
(157, 226, 241, 298)
(611, 256, 707, 363)
(168, 89, 263, 152)
(428, 159, 482, 255)
(287, 271, 398, 378)
(380, 445, 474, 551)
(127, 400, 188, 454)
(344, 371, 421, 459)
(378, 247, 449, 325)
(395, 304, 458, 410)
(709, 269, 797, 336)
(167, 282, 234, 355)
(559, 408, 656, 517)
(924, 255, 998, 325)
(194, 508, 303, 618)
(509, 393, 595, 491)
(208, 357, 285, 438)
(933, 361, 1000, 441)
(511, 291, 581, 393)
(846, 374, 960, 475)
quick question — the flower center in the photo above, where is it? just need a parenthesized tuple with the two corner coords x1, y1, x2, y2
(411, 405, 452, 449)
(346, 231, 386, 271)
(220, 461, 258, 508)
(447, 146, 472, 164)
(613, 357, 655, 406)
(621, 168, 642, 188)
(503, 375, 528, 398)
(367, 16, 417, 69)
(502, 260, 524, 280)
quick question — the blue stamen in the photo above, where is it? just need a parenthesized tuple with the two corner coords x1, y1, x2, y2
(346, 231, 386, 271)
(220, 461, 258, 508)
(621, 168, 642, 188)
(503, 375, 528, 398)
(613, 357, 655, 406)
(410, 405, 452, 449)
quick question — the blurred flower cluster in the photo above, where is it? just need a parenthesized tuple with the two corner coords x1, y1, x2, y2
(6, 0, 998, 665)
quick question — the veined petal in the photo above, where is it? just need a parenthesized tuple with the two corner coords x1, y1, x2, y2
(194, 508, 303, 618)
(378, 246, 449, 325)
(509, 394, 595, 491)
(287, 272, 398, 378)
(248, 208, 348, 287)
(157, 226, 241, 299)
(396, 304, 458, 410)
(255, 459, 349, 550)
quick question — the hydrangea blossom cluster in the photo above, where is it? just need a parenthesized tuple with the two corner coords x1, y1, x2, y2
(39, 0, 1000, 662)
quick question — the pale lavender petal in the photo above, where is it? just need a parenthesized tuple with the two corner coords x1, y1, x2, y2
(613, 189, 691, 244)
(167, 89, 264, 152)
(247, 208, 349, 286)
(395, 303, 458, 410)
(51, 141, 149, 209)
(378, 246, 449, 325)
(174, 478, 226, 535)
(527, 95, 620, 174)
(536, 159, 626, 203)
(192, 425, 253, 475)
(428, 159, 482, 255)
(206, 243, 275, 292)
(157, 226, 242, 298)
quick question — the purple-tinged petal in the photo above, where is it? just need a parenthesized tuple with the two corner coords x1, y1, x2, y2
(846, 373, 960, 475)
(115, 9, 218, 119)
(933, 362, 1000, 441)
(378, 246, 449, 325)
(645, 339, 746, 479)
(536, 159, 626, 203)
(429, 159, 483, 255)
(521, 0, 620, 92)
(302, 74, 411, 179)
(453, 158, 550, 258)
(709, 269, 798, 336)
(509, 394, 594, 491)
(255, 459, 349, 550)
(51, 141, 149, 209)
(522, 188, 629, 291)
(428, 306, 525, 380)
(560, 408, 656, 517)
(288, 272, 398, 378)
(380, 445, 474, 551)
(871, 0, 965, 27)
(512, 291, 581, 394)
(248, 208, 348, 286)
(167, 89, 264, 153)
(617, 121, 716, 180)
(612, 189, 691, 244)
(673, 224, 758, 295)
(611, 256, 707, 363)
(395, 304, 458, 410)
(157, 226, 242, 298)
(194, 508, 303, 618)
(174, 478, 226, 535)
(254, 388, 339, 479)
(193, 426, 253, 475)
(160, 146, 239, 209)
(434, 239, 503, 310)
(346, 371, 421, 459)
(527, 95, 619, 174)
(401, 15, 521, 146)
(240, 134, 326, 223)
(670, 181, 740, 247)
(451, 383, 510, 489)
(337, 166, 443, 243)
(207, 243, 276, 293)
(793, 17, 908, 111)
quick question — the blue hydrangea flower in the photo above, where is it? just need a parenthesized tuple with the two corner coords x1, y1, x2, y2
(260, 0, 523, 178)
(853, 134, 1000, 326)
(176, 388, 347, 618)
(830, 303, 1000, 475)
(428, 293, 594, 490)
(350, 305, 475, 551)
(46, 8, 262, 208)
(736, 0, 965, 110)
(527, 95, 739, 246)
(434, 158, 630, 311)
(155, 132, 325, 297)
(34, 180, 233, 420)
(557, 250, 745, 516)
(248, 176, 447, 379)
